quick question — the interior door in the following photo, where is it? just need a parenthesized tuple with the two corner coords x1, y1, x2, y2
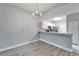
(68, 21, 78, 45)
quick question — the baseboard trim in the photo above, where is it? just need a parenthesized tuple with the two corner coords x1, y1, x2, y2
(39, 39, 72, 52)
(0, 39, 72, 52)
(72, 45, 79, 53)
(0, 40, 39, 52)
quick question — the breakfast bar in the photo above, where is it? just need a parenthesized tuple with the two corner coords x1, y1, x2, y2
(39, 31, 72, 51)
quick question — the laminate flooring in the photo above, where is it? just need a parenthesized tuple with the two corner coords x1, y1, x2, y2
(0, 40, 79, 56)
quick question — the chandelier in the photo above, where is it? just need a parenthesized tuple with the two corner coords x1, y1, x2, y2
(32, 3, 42, 17)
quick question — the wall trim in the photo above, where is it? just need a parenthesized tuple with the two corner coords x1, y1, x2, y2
(0, 40, 39, 52)
(72, 45, 79, 51)
(0, 39, 72, 52)
(39, 39, 72, 52)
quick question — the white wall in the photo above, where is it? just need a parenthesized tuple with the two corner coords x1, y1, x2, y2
(67, 13, 79, 32)
(67, 13, 79, 45)
(52, 16, 66, 33)
(40, 4, 79, 21)
(41, 15, 66, 33)
(39, 4, 79, 33)
(53, 21, 66, 33)
(41, 21, 55, 29)
(0, 4, 38, 49)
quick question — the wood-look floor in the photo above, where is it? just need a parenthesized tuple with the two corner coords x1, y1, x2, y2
(0, 40, 79, 56)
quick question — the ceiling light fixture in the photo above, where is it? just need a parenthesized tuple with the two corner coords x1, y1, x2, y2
(53, 17, 63, 21)
(32, 3, 42, 17)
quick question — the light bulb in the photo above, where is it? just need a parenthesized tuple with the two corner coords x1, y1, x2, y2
(32, 13, 35, 16)
(36, 10, 39, 14)
(39, 13, 42, 16)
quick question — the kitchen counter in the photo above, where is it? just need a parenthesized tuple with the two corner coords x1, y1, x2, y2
(39, 31, 72, 51)
(39, 31, 72, 37)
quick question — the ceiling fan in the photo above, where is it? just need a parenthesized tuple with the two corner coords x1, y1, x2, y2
(32, 3, 42, 17)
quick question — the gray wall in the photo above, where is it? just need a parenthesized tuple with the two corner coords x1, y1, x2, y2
(40, 32, 72, 50)
(0, 4, 38, 49)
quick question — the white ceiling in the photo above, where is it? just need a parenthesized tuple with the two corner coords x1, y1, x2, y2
(11, 3, 68, 14)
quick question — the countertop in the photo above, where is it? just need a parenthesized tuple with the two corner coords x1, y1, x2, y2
(38, 31, 72, 37)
